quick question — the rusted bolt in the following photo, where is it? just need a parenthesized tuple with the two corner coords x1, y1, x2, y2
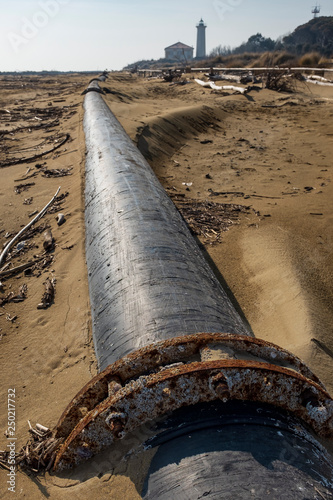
(210, 373, 230, 402)
(215, 383, 230, 402)
(300, 389, 320, 408)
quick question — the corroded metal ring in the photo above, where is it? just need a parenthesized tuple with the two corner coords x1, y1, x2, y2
(52, 333, 333, 470)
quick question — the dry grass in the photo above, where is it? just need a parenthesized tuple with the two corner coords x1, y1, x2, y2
(192, 51, 331, 70)
(299, 52, 322, 66)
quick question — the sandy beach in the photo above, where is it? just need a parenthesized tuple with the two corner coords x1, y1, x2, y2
(0, 72, 332, 498)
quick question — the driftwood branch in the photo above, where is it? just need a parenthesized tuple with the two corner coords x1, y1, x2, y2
(0, 134, 70, 168)
(0, 187, 61, 270)
(0, 259, 42, 278)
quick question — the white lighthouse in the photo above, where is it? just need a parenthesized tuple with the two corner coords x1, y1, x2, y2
(196, 18, 206, 59)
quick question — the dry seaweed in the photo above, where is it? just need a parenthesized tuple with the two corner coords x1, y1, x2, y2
(174, 198, 252, 244)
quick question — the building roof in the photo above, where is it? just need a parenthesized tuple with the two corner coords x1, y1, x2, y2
(165, 41, 193, 50)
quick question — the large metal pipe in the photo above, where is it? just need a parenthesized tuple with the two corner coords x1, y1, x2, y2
(52, 82, 333, 497)
(83, 87, 250, 371)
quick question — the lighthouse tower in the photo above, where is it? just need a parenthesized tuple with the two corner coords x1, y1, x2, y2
(196, 18, 206, 58)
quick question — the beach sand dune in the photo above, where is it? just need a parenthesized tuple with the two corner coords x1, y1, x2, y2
(0, 72, 332, 497)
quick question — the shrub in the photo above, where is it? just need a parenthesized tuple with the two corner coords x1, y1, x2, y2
(299, 52, 322, 66)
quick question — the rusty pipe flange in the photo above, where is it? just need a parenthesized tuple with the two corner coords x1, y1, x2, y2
(54, 333, 325, 440)
(53, 359, 333, 470)
(81, 81, 105, 95)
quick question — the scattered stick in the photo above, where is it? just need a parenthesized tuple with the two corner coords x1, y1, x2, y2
(0, 259, 44, 278)
(0, 134, 70, 168)
(15, 183, 35, 194)
(0, 187, 60, 270)
(208, 189, 281, 200)
(251, 194, 281, 200)
(14, 172, 38, 182)
(2, 422, 64, 473)
(41, 167, 72, 178)
(209, 189, 245, 197)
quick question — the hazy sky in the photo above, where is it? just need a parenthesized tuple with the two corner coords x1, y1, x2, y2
(1, 0, 331, 72)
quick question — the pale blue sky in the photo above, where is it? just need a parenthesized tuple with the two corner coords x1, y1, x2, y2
(1, 0, 332, 72)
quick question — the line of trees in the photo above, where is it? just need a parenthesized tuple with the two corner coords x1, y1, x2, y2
(209, 17, 333, 59)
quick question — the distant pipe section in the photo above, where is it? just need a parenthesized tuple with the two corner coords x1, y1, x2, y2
(52, 80, 333, 498)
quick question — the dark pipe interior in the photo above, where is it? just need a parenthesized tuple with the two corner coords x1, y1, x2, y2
(142, 401, 333, 499)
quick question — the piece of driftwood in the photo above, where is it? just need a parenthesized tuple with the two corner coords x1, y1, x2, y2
(209, 82, 248, 94)
(15, 183, 35, 194)
(0, 187, 60, 270)
(0, 259, 42, 278)
(208, 189, 281, 200)
(43, 229, 54, 252)
(37, 278, 55, 309)
(195, 79, 248, 94)
(14, 172, 38, 182)
(0, 134, 70, 168)
(41, 167, 72, 178)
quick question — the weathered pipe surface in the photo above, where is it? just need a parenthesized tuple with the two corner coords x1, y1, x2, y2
(83, 90, 250, 371)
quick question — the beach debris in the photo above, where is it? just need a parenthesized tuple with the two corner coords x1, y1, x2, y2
(56, 213, 66, 226)
(14, 171, 39, 182)
(37, 277, 55, 309)
(0, 134, 70, 168)
(209, 82, 248, 94)
(264, 72, 296, 93)
(0, 259, 42, 279)
(195, 79, 248, 94)
(16, 241, 25, 252)
(41, 166, 72, 178)
(200, 139, 213, 144)
(208, 188, 281, 200)
(46, 192, 69, 214)
(6, 314, 17, 323)
(0, 187, 60, 270)
(43, 229, 54, 252)
(0, 422, 63, 473)
(206, 73, 241, 83)
(23, 197, 33, 205)
(0, 284, 27, 306)
(15, 183, 35, 194)
(195, 79, 212, 88)
(174, 198, 252, 244)
(305, 76, 333, 87)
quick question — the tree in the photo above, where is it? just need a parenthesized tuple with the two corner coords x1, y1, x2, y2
(283, 17, 333, 56)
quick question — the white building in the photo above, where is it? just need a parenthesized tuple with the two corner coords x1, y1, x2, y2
(164, 42, 194, 61)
